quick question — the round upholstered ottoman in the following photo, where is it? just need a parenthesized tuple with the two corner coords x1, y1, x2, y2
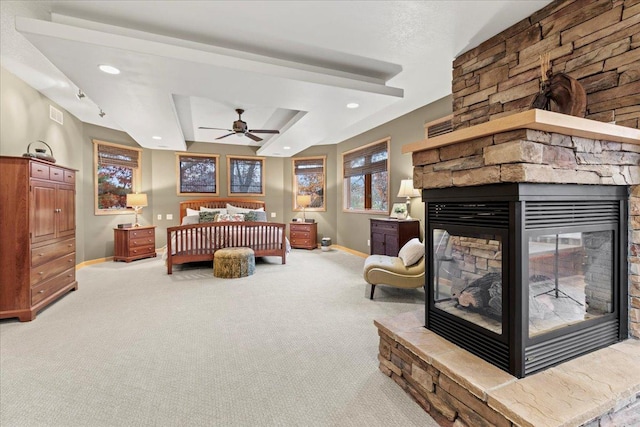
(213, 247, 255, 278)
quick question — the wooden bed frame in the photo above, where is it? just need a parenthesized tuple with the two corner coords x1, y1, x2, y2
(166, 198, 287, 274)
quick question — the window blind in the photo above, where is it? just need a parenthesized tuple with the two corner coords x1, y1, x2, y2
(97, 144, 139, 168)
(294, 158, 324, 175)
(343, 140, 388, 178)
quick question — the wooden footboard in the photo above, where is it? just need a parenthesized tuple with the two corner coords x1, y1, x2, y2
(166, 221, 286, 274)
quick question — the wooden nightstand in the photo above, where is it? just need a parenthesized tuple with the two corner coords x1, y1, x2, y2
(290, 222, 317, 250)
(370, 218, 420, 257)
(113, 225, 157, 262)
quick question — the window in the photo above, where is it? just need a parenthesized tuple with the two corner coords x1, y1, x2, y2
(227, 156, 265, 196)
(93, 140, 142, 215)
(176, 153, 219, 196)
(293, 156, 326, 211)
(342, 138, 389, 213)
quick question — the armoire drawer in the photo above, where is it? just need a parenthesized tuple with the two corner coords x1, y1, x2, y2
(31, 268, 75, 305)
(30, 253, 75, 286)
(30, 162, 50, 179)
(31, 239, 75, 267)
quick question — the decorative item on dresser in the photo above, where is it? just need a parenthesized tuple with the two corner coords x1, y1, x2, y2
(113, 225, 157, 262)
(0, 156, 78, 321)
(370, 218, 420, 257)
(289, 222, 317, 249)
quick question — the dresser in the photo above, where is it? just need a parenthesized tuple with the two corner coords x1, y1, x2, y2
(114, 225, 157, 262)
(0, 156, 78, 321)
(289, 222, 317, 249)
(370, 218, 420, 257)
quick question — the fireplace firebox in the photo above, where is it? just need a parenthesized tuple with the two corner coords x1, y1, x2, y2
(424, 183, 628, 378)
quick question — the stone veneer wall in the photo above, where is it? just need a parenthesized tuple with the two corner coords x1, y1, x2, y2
(451, 0, 639, 131)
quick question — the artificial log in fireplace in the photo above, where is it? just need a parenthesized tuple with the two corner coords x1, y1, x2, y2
(424, 183, 628, 378)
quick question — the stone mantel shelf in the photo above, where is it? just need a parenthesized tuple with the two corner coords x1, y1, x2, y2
(403, 109, 640, 155)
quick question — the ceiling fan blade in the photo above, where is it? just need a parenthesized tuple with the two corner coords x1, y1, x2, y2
(245, 132, 263, 142)
(199, 127, 233, 131)
(248, 129, 280, 134)
(215, 133, 236, 140)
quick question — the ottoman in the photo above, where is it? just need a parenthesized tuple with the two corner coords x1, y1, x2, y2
(214, 247, 255, 278)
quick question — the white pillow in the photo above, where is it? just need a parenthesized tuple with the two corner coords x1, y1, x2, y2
(186, 208, 200, 216)
(181, 215, 199, 225)
(226, 203, 264, 214)
(398, 238, 424, 267)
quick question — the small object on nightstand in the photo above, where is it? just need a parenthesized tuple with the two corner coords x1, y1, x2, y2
(113, 225, 157, 262)
(290, 222, 318, 250)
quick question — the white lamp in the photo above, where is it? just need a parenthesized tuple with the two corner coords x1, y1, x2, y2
(296, 194, 312, 221)
(126, 193, 148, 227)
(397, 179, 420, 219)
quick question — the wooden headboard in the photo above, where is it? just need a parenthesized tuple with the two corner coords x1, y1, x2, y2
(179, 198, 266, 221)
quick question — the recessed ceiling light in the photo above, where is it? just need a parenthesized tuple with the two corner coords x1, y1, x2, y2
(346, 103, 359, 109)
(152, 136, 162, 140)
(283, 146, 291, 150)
(98, 64, 120, 75)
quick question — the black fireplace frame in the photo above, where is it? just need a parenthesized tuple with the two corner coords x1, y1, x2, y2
(424, 183, 628, 378)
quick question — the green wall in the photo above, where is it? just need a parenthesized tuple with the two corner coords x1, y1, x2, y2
(1, 65, 451, 262)
(334, 96, 452, 254)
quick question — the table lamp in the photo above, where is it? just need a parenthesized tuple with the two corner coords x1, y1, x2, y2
(296, 194, 312, 221)
(126, 193, 148, 227)
(397, 179, 420, 219)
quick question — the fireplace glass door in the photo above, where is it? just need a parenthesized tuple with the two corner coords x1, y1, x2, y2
(433, 228, 504, 335)
(528, 231, 614, 338)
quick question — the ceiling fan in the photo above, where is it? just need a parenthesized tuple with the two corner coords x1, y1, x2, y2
(199, 108, 280, 142)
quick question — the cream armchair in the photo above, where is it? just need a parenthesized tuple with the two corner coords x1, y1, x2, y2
(363, 238, 425, 299)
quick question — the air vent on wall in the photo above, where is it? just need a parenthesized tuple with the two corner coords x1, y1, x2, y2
(49, 105, 63, 125)
(424, 114, 453, 139)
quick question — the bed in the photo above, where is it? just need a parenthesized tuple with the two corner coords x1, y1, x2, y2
(165, 198, 287, 274)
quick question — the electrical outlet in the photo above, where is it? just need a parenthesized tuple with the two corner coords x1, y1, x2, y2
(157, 214, 162, 220)
(167, 214, 173, 220)
(367, 239, 370, 247)
(270, 212, 276, 218)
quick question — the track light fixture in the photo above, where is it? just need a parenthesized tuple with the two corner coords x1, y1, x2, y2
(98, 109, 106, 118)
(76, 90, 85, 100)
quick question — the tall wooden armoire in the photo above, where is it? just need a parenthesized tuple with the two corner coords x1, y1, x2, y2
(0, 156, 78, 321)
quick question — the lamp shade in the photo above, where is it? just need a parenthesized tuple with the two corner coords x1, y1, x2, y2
(296, 194, 311, 208)
(397, 179, 419, 198)
(126, 193, 148, 208)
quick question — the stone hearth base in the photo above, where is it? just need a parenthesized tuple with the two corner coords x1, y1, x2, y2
(375, 309, 640, 427)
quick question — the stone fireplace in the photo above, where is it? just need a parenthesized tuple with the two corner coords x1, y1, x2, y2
(425, 182, 628, 378)
(373, 0, 639, 423)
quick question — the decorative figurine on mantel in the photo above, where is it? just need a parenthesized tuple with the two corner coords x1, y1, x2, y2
(531, 53, 587, 117)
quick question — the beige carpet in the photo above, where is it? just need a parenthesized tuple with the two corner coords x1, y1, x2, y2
(0, 248, 437, 426)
